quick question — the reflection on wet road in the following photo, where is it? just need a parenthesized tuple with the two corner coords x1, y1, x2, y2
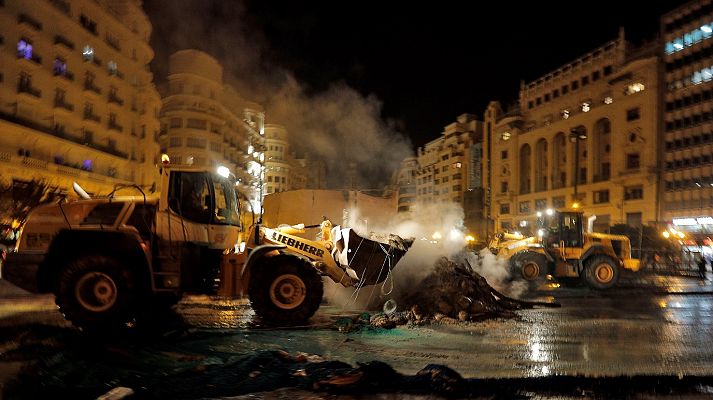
(165, 276, 713, 379)
(3, 274, 713, 388)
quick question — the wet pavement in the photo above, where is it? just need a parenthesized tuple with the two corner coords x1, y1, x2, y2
(3, 271, 713, 398)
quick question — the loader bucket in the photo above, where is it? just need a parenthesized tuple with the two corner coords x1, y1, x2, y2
(332, 228, 414, 288)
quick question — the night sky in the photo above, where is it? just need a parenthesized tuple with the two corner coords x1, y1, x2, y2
(145, 0, 690, 150)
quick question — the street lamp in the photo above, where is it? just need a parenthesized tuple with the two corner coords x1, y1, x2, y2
(569, 126, 587, 205)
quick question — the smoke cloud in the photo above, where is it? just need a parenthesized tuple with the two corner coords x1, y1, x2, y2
(322, 202, 526, 311)
(145, 0, 413, 188)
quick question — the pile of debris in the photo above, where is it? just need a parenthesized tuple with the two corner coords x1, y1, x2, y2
(399, 256, 559, 322)
(336, 256, 559, 331)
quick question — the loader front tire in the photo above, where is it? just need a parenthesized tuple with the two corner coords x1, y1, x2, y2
(584, 255, 619, 290)
(248, 255, 323, 326)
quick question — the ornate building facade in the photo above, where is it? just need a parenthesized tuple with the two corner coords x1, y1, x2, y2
(483, 30, 660, 234)
(159, 49, 265, 209)
(0, 0, 161, 196)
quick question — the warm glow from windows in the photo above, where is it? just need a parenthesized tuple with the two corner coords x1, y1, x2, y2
(82, 45, 94, 61)
(625, 83, 645, 95)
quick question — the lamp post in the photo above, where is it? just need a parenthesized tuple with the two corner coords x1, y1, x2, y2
(569, 126, 588, 205)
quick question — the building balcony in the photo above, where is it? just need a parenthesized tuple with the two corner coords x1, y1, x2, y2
(18, 13, 42, 31)
(17, 52, 42, 68)
(495, 191, 515, 199)
(0, 111, 128, 160)
(108, 93, 124, 106)
(105, 37, 121, 51)
(83, 82, 101, 96)
(53, 69, 74, 81)
(108, 70, 125, 80)
(53, 34, 74, 50)
(618, 168, 640, 177)
(17, 83, 41, 98)
(108, 121, 123, 132)
(83, 111, 101, 123)
(0, 151, 131, 184)
(48, 0, 71, 15)
(53, 99, 74, 113)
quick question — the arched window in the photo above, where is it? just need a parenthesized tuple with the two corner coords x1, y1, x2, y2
(520, 144, 532, 194)
(535, 139, 548, 192)
(593, 118, 611, 182)
(552, 133, 566, 189)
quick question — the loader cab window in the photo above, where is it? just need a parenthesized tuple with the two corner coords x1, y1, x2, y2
(211, 174, 239, 226)
(168, 171, 240, 227)
(560, 212, 583, 248)
(169, 172, 212, 224)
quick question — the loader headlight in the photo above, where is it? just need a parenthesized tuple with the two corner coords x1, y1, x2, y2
(217, 165, 230, 178)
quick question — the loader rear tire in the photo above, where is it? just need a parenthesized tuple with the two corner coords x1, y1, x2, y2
(248, 255, 323, 326)
(55, 255, 138, 331)
(584, 255, 619, 290)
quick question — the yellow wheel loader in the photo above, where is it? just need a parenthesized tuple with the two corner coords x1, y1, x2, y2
(490, 209, 640, 290)
(2, 165, 413, 330)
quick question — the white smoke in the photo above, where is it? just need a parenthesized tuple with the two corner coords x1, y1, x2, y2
(321, 202, 526, 311)
(146, 0, 413, 189)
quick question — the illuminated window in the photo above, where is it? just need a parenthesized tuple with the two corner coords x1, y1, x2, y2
(17, 38, 32, 59)
(82, 45, 94, 62)
(107, 60, 117, 75)
(581, 101, 591, 112)
(625, 83, 645, 95)
(604, 96, 613, 104)
(53, 58, 68, 76)
(561, 109, 570, 119)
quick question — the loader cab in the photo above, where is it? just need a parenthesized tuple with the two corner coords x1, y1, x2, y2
(542, 210, 585, 249)
(165, 169, 240, 227)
